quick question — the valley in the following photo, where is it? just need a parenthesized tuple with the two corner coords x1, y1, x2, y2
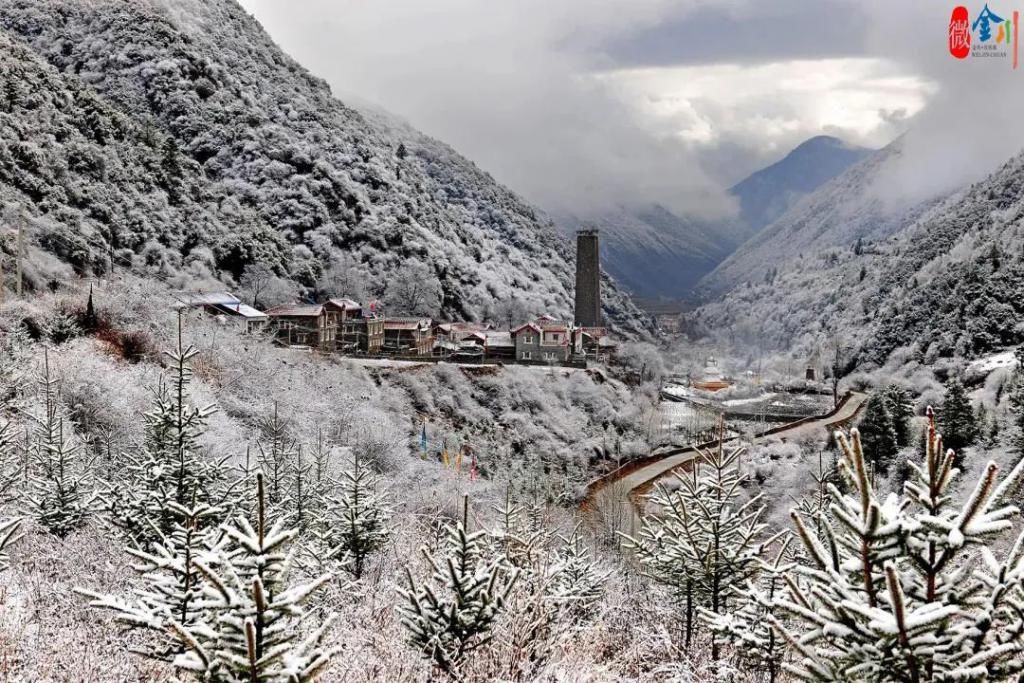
(2, 1, 1024, 681)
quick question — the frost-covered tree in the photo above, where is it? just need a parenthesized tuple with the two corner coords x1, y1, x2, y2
(769, 410, 1024, 682)
(312, 450, 391, 579)
(706, 538, 793, 683)
(102, 323, 228, 549)
(169, 473, 338, 682)
(547, 525, 608, 618)
(78, 498, 224, 660)
(1009, 364, 1024, 453)
(939, 376, 978, 456)
(383, 261, 442, 317)
(398, 498, 519, 677)
(882, 383, 913, 447)
(856, 393, 899, 477)
(625, 439, 771, 650)
(256, 403, 296, 511)
(26, 352, 94, 538)
(0, 517, 23, 572)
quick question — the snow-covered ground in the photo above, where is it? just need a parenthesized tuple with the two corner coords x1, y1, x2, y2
(968, 349, 1020, 375)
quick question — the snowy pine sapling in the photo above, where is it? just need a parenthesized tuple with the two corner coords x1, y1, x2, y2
(26, 351, 94, 538)
(706, 537, 793, 683)
(78, 497, 224, 660)
(311, 449, 391, 579)
(102, 324, 228, 549)
(624, 437, 772, 651)
(399, 497, 519, 677)
(170, 473, 338, 682)
(770, 409, 1024, 681)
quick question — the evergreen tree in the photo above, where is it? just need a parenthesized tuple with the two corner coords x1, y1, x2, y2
(1009, 365, 1024, 453)
(706, 538, 793, 683)
(624, 438, 771, 651)
(0, 517, 23, 572)
(313, 450, 391, 579)
(881, 383, 913, 447)
(547, 525, 608, 618)
(169, 473, 338, 682)
(768, 411, 1024, 681)
(855, 393, 899, 477)
(398, 498, 519, 677)
(939, 376, 978, 456)
(256, 403, 296, 511)
(78, 498, 224, 660)
(26, 352, 94, 538)
(102, 322, 228, 549)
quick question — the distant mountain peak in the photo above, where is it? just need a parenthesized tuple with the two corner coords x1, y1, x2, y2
(728, 135, 874, 236)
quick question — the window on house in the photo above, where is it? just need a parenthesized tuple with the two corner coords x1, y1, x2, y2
(524, 335, 534, 344)
(543, 352, 555, 360)
(522, 351, 532, 360)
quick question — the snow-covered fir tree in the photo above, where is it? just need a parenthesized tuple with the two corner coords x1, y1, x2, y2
(0, 516, 23, 572)
(255, 403, 296, 512)
(769, 410, 1024, 681)
(856, 392, 899, 478)
(169, 473, 338, 682)
(1009, 360, 1024, 453)
(625, 437, 772, 652)
(78, 498, 225, 660)
(706, 537, 793, 683)
(310, 449, 391, 580)
(102, 321, 228, 549)
(398, 497, 519, 677)
(882, 383, 914, 447)
(547, 524, 609, 618)
(939, 375, 978, 455)
(26, 352, 94, 538)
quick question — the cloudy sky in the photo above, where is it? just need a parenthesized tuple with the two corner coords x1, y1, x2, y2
(237, 0, 1018, 219)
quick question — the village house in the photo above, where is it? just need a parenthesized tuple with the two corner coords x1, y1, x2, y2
(175, 292, 268, 333)
(433, 321, 493, 357)
(511, 318, 574, 363)
(265, 303, 336, 350)
(577, 326, 617, 361)
(383, 317, 434, 356)
(324, 298, 384, 353)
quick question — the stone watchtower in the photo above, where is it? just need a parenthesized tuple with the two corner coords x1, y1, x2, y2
(573, 229, 602, 328)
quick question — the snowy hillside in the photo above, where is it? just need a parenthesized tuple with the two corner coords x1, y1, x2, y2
(0, 0, 647, 332)
(698, 138, 944, 298)
(693, 147, 1024, 367)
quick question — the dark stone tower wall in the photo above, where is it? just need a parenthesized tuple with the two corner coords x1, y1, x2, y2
(574, 229, 602, 327)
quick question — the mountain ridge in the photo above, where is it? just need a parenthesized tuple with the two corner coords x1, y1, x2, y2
(0, 0, 648, 333)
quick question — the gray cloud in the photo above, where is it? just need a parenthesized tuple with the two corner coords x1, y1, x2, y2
(599, 0, 869, 68)
(236, 0, 1024, 223)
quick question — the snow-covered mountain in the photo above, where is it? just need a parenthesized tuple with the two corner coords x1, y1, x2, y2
(697, 138, 941, 298)
(730, 135, 871, 236)
(0, 0, 647, 332)
(694, 146, 1024, 367)
(565, 136, 870, 302)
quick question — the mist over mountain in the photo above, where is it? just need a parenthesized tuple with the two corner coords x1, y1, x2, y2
(729, 135, 872, 236)
(560, 135, 871, 302)
(0, 0, 647, 332)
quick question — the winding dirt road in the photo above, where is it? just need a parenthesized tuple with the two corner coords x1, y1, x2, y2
(583, 391, 868, 534)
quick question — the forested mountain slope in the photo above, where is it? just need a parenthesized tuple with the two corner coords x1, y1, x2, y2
(693, 150, 1024, 368)
(0, 0, 646, 332)
(729, 135, 871, 236)
(698, 139, 942, 298)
